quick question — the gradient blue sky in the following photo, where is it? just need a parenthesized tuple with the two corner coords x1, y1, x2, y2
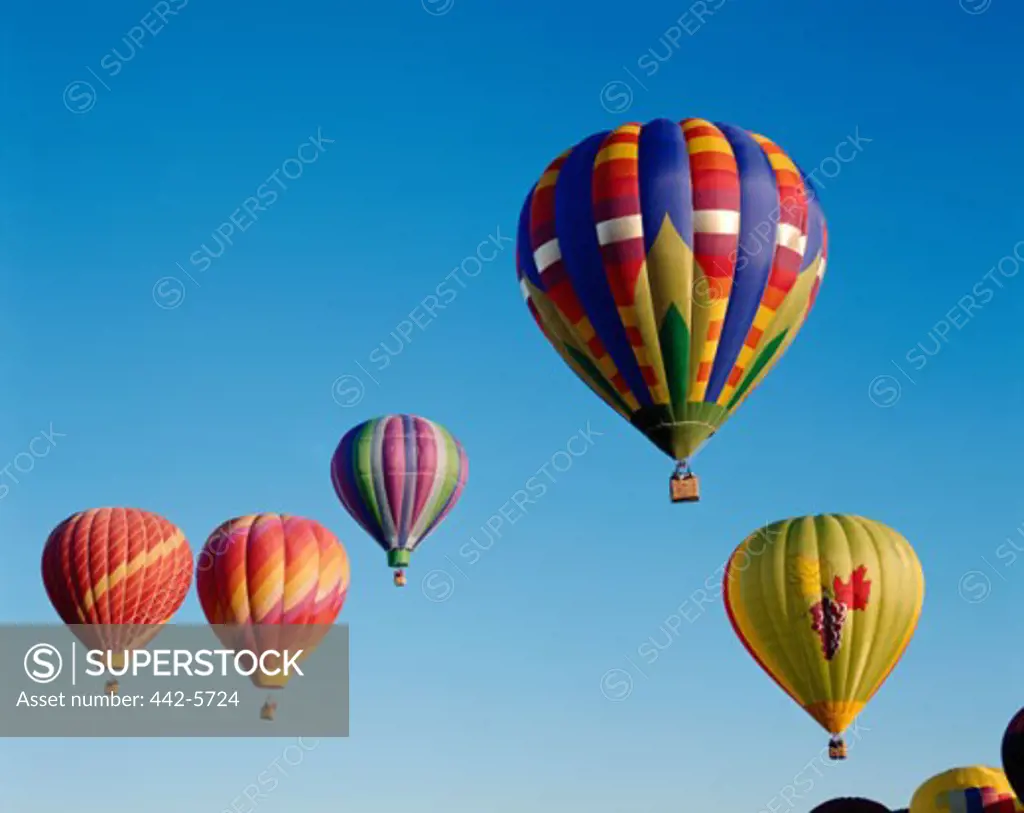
(3, 0, 1024, 810)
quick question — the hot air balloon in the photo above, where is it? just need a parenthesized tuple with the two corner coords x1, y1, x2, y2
(810, 799, 890, 813)
(516, 117, 828, 502)
(331, 414, 468, 587)
(1002, 708, 1024, 801)
(41, 507, 193, 695)
(910, 767, 1021, 813)
(722, 515, 923, 758)
(196, 513, 349, 721)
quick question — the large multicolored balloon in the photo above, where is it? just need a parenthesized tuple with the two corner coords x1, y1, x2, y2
(910, 767, 1020, 813)
(196, 513, 350, 719)
(810, 799, 889, 813)
(331, 414, 468, 587)
(42, 507, 193, 693)
(1002, 708, 1024, 801)
(722, 515, 923, 758)
(516, 117, 827, 498)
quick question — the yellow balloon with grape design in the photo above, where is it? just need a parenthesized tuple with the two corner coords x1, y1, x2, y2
(723, 514, 924, 759)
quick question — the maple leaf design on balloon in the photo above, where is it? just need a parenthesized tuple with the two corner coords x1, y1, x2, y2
(805, 564, 872, 661)
(833, 565, 872, 611)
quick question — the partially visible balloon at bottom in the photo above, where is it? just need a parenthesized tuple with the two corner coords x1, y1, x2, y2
(1002, 707, 1024, 802)
(810, 798, 889, 813)
(910, 766, 1021, 813)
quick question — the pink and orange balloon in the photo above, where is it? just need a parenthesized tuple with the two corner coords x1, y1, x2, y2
(196, 513, 350, 717)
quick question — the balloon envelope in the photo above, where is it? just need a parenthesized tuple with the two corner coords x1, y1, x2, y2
(331, 414, 468, 571)
(42, 507, 193, 656)
(810, 799, 889, 813)
(516, 117, 828, 466)
(910, 767, 1019, 813)
(723, 515, 923, 740)
(1003, 708, 1024, 802)
(196, 513, 349, 689)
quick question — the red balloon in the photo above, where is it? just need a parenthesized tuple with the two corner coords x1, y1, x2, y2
(42, 507, 193, 658)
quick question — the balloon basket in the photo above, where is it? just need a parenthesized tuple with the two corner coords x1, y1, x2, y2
(260, 701, 277, 722)
(393, 569, 407, 587)
(104, 680, 119, 696)
(670, 473, 699, 503)
(828, 737, 846, 760)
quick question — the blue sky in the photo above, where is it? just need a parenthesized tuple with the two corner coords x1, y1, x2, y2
(3, 0, 1024, 810)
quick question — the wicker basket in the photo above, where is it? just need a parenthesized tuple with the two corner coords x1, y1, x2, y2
(670, 475, 700, 503)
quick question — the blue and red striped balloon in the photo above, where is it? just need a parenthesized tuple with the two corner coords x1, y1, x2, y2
(516, 117, 828, 477)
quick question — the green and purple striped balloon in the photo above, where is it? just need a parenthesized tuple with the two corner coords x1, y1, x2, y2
(330, 414, 468, 586)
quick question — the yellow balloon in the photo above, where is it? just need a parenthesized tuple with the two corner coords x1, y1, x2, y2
(910, 766, 1020, 813)
(723, 515, 924, 753)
